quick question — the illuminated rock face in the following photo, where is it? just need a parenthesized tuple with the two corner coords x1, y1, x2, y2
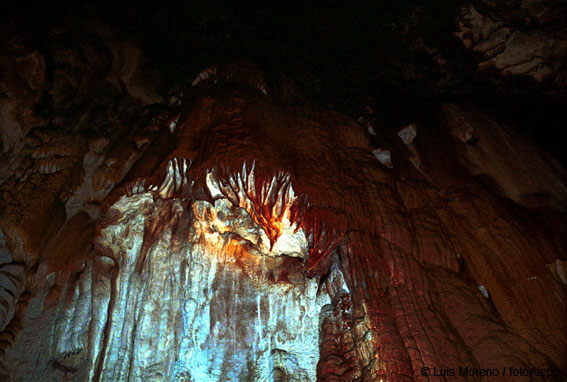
(5, 173, 338, 381)
(91, 188, 327, 381)
(0, 58, 566, 382)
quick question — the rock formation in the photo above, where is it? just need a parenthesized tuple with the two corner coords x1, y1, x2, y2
(0, 3, 566, 381)
(455, 0, 567, 89)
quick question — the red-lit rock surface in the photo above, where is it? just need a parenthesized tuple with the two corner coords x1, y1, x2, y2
(1, 29, 566, 382)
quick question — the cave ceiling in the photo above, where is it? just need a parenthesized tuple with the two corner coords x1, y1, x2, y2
(0, 1, 566, 381)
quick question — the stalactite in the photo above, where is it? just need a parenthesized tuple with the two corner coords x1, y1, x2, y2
(0, 43, 565, 381)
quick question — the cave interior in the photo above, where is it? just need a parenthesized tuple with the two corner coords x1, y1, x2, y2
(0, 1, 566, 381)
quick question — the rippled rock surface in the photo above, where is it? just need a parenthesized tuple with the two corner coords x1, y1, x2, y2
(1, 14, 566, 382)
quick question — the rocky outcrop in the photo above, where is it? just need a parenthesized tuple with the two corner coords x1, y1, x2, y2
(456, 0, 567, 89)
(441, 102, 567, 210)
(0, 17, 566, 382)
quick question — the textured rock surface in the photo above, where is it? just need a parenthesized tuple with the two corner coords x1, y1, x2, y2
(441, 102, 567, 209)
(1, 11, 566, 382)
(456, 1, 567, 89)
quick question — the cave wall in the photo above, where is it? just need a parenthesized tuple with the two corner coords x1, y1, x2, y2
(1, 3, 566, 381)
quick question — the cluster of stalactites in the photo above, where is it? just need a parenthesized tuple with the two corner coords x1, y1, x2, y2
(205, 161, 346, 273)
(108, 157, 346, 275)
(206, 162, 303, 249)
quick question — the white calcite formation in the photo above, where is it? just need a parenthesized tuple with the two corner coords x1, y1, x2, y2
(94, 193, 327, 381)
(5, 166, 340, 381)
(397, 124, 417, 145)
(372, 149, 393, 169)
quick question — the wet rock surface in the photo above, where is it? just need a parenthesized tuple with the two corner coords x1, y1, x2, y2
(1, 3, 566, 381)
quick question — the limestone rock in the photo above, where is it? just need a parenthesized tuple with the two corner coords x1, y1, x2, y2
(456, 1, 567, 88)
(0, 20, 565, 382)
